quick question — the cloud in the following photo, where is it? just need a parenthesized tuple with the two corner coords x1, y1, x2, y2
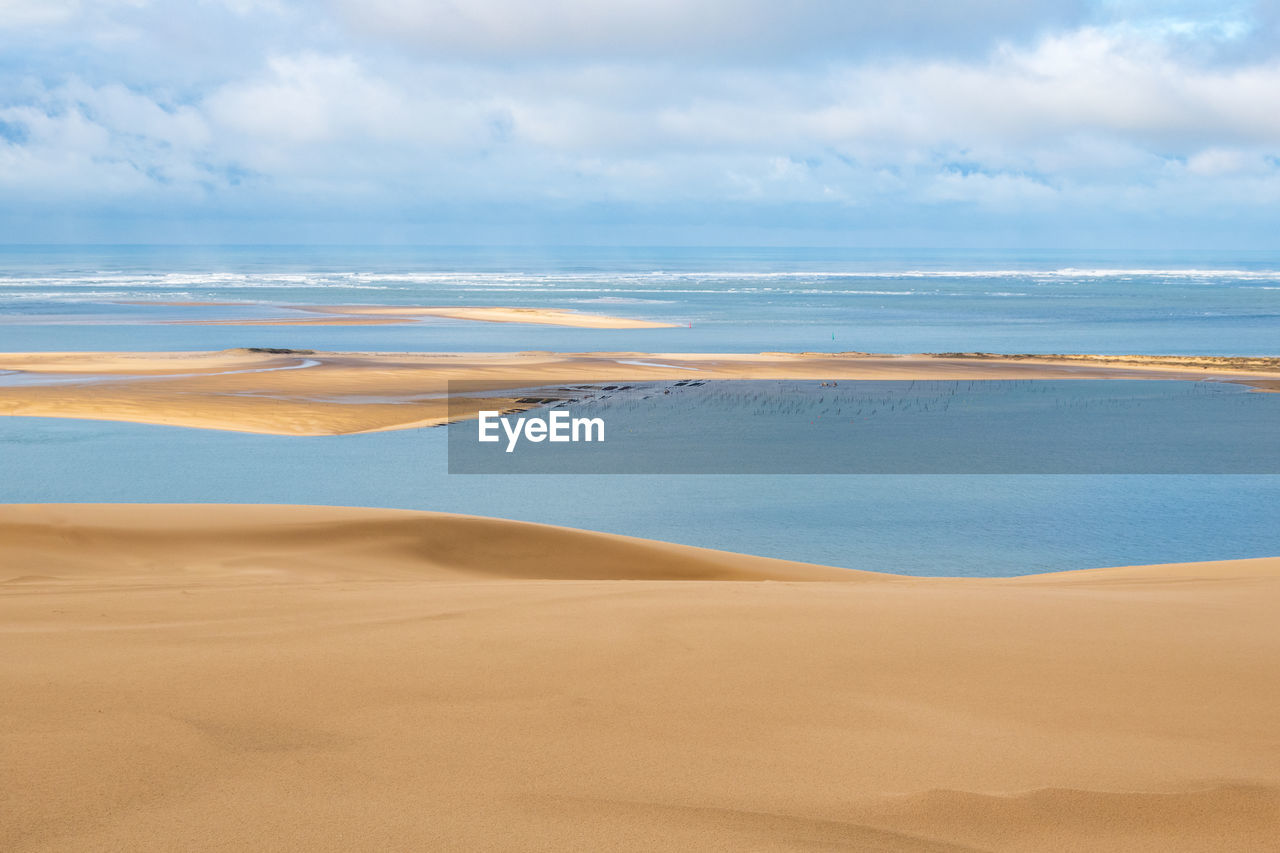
(0, 0, 80, 27)
(1184, 147, 1274, 176)
(0, 0, 155, 29)
(330, 0, 1092, 61)
(1, 0, 1279, 243)
(205, 55, 407, 145)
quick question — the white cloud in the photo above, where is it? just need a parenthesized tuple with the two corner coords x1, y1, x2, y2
(205, 54, 408, 144)
(2, 0, 1280, 240)
(0, 0, 78, 27)
(1185, 147, 1272, 176)
(0, 0, 151, 29)
(330, 0, 1089, 60)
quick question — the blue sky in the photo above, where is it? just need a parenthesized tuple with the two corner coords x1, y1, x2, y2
(1, 0, 1278, 246)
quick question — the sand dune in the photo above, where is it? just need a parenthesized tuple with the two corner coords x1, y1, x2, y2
(2, 349, 1275, 435)
(2, 504, 1277, 851)
(0, 504, 859, 583)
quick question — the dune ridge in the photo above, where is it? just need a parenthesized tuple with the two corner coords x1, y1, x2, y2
(0, 504, 863, 584)
(2, 504, 1278, 851)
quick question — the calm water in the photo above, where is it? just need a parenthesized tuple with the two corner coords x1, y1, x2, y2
(1, 246, 1277, 575)
(448, 380, 1280, 474)
(3, 416, 1280, 577)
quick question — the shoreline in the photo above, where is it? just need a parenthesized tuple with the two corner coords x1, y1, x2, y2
(2, 349, 1277, 435)
(4, 504, 1278, 851)
(3, 503, 1277, 582)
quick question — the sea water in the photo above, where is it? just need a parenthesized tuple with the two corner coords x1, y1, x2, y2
(3, 245, 1280, 355)
(448, 380, 1280, 474)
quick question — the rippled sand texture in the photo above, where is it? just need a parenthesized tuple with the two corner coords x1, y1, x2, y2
(2, 505, 1277, 852)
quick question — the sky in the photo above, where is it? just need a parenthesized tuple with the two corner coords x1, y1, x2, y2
(1, 0, 1279, 247)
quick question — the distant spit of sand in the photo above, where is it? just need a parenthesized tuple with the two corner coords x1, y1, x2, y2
(124, 302, 679, 329)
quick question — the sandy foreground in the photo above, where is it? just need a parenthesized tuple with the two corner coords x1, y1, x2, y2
(1, 504, 1277, 852)
(2, 349, 1277, 435)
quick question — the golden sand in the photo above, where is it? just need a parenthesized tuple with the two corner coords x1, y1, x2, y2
(2, 349, 1276, 436)
(2, 504, 1277, 851)
(141, 303, 679, 328)
(291, 304, 678, 328)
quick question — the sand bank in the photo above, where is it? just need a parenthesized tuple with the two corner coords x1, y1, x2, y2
(2, 349, 1277, 435)
(2, 504, 1277, 851)
(136, 302, 678, 328)
(930, 352, 1280, 372)
(291, 304, 678, 328)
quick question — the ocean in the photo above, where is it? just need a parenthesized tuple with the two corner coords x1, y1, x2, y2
(3, 245, 1280, 354)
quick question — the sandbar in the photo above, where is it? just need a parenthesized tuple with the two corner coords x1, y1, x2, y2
(2, 348, 1280, 435)
(1, 349, 1278, 435)
(128, 302, 678, 329)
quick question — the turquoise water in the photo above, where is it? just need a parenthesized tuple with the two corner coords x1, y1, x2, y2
(1, 246, 1277, 575)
